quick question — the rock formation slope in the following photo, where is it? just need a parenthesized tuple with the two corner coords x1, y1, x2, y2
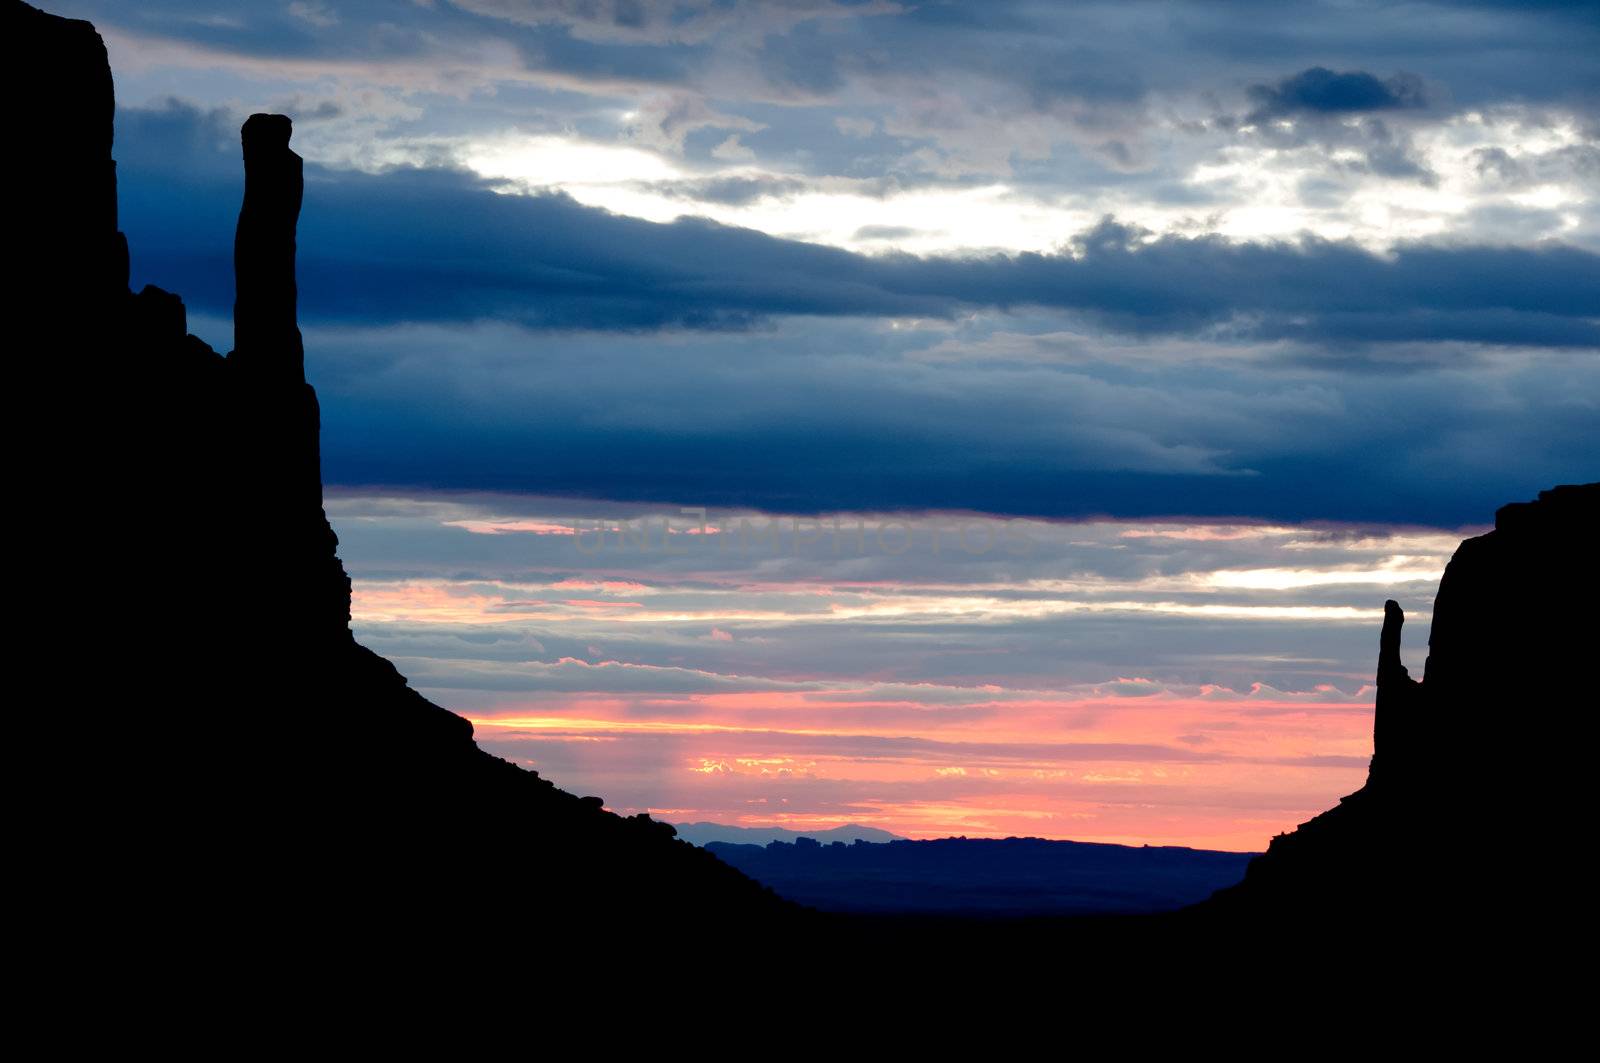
(1204, 482, 1597, 927)
(7, 0, 793, 955)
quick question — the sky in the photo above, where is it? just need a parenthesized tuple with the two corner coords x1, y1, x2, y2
(63, 0, 1598, 849)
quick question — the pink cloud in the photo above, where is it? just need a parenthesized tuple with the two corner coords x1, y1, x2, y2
(551, 579, 653, 594)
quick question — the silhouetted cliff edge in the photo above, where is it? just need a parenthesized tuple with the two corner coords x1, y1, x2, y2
(1201, 482, 1597, 931)
(7, 0, 793, 961)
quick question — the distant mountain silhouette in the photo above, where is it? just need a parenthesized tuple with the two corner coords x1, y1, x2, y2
(674, 821, 905, 846)
(709, 836, 1253, 916)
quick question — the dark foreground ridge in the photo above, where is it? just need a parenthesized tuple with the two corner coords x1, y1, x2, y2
(10, 0, 1597, 993)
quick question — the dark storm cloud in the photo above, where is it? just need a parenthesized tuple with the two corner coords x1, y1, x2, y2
(259, 309, 1597, 526)
(118, 103, 1600, 347)
(1247, 68, 1427, 121)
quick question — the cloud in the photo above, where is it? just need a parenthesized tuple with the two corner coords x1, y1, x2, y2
(114, 96, 1596, 528)
(853, 224, 919, 241)
(80, 1, 1600, 273)
(309, 487, 1452, 847)
(1247, 67, 1427, 121)
(286, 188, 1600, 345)
(649, 172, 810, 205)
(286, 1, 338, 29)
(622, 93, 765, 153)
(82, 0, 1600, 197)
(452, 0, 903, 47)
(115, 103, 1600, 348)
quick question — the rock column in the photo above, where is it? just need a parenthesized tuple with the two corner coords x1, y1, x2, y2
(233, 113, 305, 379)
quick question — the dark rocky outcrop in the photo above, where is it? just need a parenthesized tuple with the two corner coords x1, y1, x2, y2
(1204, 482, 1598, 933)
(6, 0, 795, 966)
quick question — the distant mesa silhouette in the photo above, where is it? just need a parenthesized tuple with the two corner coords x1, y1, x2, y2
(673, 821, 905, 846)
(9, 0, 1597, 983)
(708, 835, 1255, 917)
